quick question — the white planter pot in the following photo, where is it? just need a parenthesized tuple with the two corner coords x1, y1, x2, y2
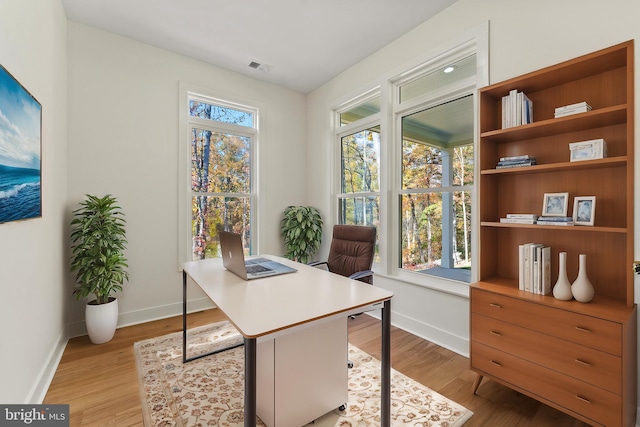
(85, 297, 118, 344)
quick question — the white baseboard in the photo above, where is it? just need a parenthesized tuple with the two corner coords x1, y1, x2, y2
(29, 331, 67, 403)
(67, 297, 216, 339)
(118, 297, 216, 328)
(364, 309, 469, 357)
(43, 300, 470, 407)
(36, 297, 216, 403)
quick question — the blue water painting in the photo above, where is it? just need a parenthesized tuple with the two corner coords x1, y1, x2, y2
(0, 64, 42, 223)
(0, 164, 41, 222)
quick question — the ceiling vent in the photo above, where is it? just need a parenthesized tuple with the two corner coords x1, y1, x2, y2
(248, 60, 272, 73)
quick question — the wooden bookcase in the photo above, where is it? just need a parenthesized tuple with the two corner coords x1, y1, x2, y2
(470, 40, 637, 426)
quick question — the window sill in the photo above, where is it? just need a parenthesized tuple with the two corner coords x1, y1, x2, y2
(374, 268, 471, 298)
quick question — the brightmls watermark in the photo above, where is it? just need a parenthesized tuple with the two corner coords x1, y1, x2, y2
(0, 405, 69, 426)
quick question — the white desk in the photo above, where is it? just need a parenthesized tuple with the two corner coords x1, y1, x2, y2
(182, 255, 393, 427)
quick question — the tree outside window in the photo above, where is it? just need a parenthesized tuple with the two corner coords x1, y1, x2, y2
(188, 99, 256, 260)
(400, 95, 473, 281)
(338, 126, 381, 260)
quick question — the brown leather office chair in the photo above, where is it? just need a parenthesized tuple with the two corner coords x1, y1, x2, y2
(310, 224, 376, 371)
(309, 224, 376, 284)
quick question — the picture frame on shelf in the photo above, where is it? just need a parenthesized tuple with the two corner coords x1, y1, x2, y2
(569, 138, 607, 162)
(542, 192, 569, 217)
(573, 196, 596, 226)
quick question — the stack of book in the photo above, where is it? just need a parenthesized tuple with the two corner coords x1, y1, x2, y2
(500, 213, 538, 224)
(536, 216, 574, 226)
(502, 89, 533, 128)
(496, 155, 536, 169)
(519, 243, 551, 295)
(554, 101, 592, 118)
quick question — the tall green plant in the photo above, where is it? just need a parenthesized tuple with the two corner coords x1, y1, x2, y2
(280, 206, 323, 264)
(70, 194, 129, 305)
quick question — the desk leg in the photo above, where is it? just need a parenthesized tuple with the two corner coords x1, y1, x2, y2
(182, 270, 243, 364)
(244, 337, 257, 427)
(182, 270, 188, 364)
(381, 299, 391, 427)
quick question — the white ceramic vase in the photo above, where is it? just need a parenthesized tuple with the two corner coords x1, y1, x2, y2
(571, 254, 594, 303)
(552, 252, 573, 300)
(85, 297, 118, 344)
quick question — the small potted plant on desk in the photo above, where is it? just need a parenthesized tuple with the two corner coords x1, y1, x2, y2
(70, 194, 129, 344)
(280, 205, 323, 264)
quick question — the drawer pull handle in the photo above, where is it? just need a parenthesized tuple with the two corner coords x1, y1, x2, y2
(490, 360, 502, 367)
(489, 303, 502, 308)
(490, 330, 502, 336)
(575, 326, 591, 333)
(575, 358, 591, 366)
(575, 395, 591, 404)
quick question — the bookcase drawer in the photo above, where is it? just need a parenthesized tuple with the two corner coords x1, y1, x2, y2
(471, 313, 621, 394)
(471, 288, 621, 355)
(472, 342, 621, 427)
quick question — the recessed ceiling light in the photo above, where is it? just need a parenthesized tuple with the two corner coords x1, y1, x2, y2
(443, 66, 455, 74)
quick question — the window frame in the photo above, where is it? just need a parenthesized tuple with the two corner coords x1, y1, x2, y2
(179, 83, 259, 267)
(334, 91, 383, 262)
(390, 46, 481, 296)
(332, 26, 488, 296)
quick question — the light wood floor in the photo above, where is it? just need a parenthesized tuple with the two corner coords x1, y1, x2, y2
(44, 309, 589, 426)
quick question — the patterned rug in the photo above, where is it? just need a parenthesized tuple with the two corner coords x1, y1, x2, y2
(134, 321, 473, 426)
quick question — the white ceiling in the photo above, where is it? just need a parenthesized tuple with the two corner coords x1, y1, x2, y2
(62, 0, 458, 94)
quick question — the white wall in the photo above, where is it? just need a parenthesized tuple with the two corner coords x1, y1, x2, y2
(66, 22, 308, 332)
(306, 0, 640, 414)
(0, 0, 68, 403)
(306, 0, 640, 354)
(4, 0, 640, 410)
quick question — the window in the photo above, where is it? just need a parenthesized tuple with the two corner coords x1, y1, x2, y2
(339, 98, 380, 126)
(336, 95, 381, 260)
(396, 55, 476, 283)
(399, 95, 474, 282)
(333, 45, 483, 287)
(339, 127, 381, 223)
(183, 94, 258, 261)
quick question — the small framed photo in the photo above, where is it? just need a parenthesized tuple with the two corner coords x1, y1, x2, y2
(573, 196, 596, 226)
(542, 192, 569, 217)
(569, 138, 607, 162)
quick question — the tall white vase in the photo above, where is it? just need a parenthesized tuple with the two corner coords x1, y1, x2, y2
(571, 254, 594, 303)
(552, 252, 573, 300)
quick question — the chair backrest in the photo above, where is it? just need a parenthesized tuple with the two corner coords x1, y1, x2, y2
(327, 224, 376, 284)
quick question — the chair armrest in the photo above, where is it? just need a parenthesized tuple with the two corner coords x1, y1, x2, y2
(348, 270, 374, 281)
(308, 261, 328, 268)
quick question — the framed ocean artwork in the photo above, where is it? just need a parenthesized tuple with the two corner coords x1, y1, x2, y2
(0, 64, 42, 223)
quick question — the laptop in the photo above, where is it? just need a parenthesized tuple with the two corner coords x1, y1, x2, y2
(219, 230, 297, 280)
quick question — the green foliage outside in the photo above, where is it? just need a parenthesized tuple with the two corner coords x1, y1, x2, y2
(280, 206, 323, 264)
(401, 142, 473, 269)
(191, 128, 251, 260)
(340, 123, 472, 270)
(70, 194, 129, 305)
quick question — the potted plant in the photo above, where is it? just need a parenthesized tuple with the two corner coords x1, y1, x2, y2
(70, 194, 129, 344)
(280, 205, 323, 263)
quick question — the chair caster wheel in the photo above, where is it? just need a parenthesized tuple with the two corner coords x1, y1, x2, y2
(338, 404, 346, 411)
(347, 360, 354, 369)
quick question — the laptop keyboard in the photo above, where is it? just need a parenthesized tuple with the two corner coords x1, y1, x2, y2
(246, 264, 272, 274)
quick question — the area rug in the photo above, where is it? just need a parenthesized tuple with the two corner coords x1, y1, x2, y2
(134, 321, 473, 427)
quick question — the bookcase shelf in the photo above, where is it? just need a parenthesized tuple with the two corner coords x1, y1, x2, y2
(480, 104, 627, 143)
(481, 156, 627, 175)
(481, 221, 628, 234)
(471, 40, 636, 427)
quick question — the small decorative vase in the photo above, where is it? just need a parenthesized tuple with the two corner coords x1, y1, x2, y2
(571, 254, 594, 303)
(552, 252, 573, 300)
